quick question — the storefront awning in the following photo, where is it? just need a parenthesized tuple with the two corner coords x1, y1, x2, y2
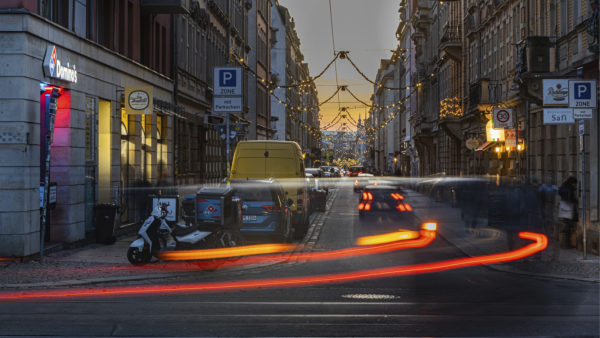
(475, 141, 496, 152)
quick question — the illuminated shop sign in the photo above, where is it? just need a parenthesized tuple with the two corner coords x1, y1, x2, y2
(43, 46, 78, 83)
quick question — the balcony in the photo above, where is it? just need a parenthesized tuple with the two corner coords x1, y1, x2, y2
(468, 78, 504, 111)
(439, 24, 462, 60)
(140, 0, 188, 13)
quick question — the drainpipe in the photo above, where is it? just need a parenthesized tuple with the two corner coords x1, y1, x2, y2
(172, 14, 179, 187)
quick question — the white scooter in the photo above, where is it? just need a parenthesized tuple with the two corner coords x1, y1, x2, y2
(127, 202, 241, 265)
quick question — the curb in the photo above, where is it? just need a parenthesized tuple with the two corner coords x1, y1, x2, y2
(0, 188, 340, 290)
(408, 190, 600, 284)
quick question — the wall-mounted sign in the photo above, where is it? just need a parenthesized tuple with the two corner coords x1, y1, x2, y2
(543, 108, 574, 124)
(569, 80, 597, 108)
(543, 79, 569, 106)
(125, 86, 153, 115)
(43, 46, 78, 83)
(492, 108, 513, 128)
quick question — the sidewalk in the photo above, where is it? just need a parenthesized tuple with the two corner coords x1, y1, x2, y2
(0, 236, 179, 289)
(407, 190, 600, 283)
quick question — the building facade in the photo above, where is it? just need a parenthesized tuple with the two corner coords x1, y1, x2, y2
(383, 0, 599, 253)
(0, 0, 317, 257)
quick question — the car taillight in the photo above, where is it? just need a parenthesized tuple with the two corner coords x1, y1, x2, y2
(396, 204, 406, 212)
(358, 202, 365, 211)
(404, 203, 413, 211)
(390, 193, 404, 200)
(364, 203, 371, 211)
(362, 192, 373, 201)
(261, 205, 281, 212)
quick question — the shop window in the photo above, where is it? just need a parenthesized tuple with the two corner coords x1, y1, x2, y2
(157, 115, 168, 182)
(98, 99, 112, 203)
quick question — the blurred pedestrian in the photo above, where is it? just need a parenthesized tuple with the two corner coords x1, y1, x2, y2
(557, 176, 578, 249)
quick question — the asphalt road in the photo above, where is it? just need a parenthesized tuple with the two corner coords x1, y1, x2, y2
(0, 180, 598, 337)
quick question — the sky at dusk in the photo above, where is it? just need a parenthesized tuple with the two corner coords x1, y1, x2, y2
(278, 0, 400, 131)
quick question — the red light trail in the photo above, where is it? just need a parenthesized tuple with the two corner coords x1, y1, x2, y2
(0, 232, 547, 301)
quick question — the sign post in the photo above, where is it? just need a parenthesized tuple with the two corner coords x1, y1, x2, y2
(578, 119, 586, 260)
(213, 67, 243, 177)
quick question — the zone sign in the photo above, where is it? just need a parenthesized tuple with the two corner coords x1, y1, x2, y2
(569, 80, 597, 108)
(213, 67, 242, 96)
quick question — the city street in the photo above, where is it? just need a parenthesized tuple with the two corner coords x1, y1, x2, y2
(1, 181, 598, 337)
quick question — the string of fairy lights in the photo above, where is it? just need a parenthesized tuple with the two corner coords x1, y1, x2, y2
(233, 49, 415, 142)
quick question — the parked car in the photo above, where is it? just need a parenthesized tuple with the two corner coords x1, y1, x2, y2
(230, 141, 309, 240)
(306, 167, 324, 178)
(231, 179, 293, 242)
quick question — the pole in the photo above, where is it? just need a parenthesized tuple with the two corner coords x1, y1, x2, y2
(40, 88, 59, 262)
(580, 124, 587, 260)
(226, 112, 231, 178)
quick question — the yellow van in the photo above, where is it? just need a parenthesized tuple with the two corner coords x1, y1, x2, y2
(230, 141, 309, 239)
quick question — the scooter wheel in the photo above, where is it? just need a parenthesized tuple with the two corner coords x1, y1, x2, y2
(127, 247, 150, 265)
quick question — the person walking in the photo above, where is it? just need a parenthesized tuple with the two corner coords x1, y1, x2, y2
(557, 176, 578, 249)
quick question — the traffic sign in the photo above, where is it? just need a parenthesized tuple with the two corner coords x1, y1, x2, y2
(569, 80, 597, 108)
(213, 67, 242, 96)
(543, 108, 574, 124)
(213, 97, 242, 113)
(579, 120, 585, 136)
(492, 108, 513, 128)
(573, 108, 593, 119)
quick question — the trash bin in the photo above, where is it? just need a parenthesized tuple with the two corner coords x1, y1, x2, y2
(94, 204, 118, 244)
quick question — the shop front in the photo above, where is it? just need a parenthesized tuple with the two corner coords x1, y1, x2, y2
(0, 13, 174, 256)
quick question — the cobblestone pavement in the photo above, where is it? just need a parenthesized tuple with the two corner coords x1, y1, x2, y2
(0, 189, 340, 289)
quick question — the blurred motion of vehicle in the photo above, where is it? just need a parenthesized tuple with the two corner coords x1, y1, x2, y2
(231, 180, 293, 243)
(353, 173, 375, 192)
(230, 141, 309, 240)
(358, 184, 413, 218)
(348, 165, 365, 177)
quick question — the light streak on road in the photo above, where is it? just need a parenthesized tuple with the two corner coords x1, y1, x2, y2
(356, 230, 420, 246)
(157, 244, 297, 261)
(0, 232, 547, 301)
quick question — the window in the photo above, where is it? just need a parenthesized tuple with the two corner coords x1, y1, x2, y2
(97, 0, 113, 48)
(40, 0, 68, 28)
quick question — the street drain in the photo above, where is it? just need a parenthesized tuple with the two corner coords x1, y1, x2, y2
(341, 293, 397, 300)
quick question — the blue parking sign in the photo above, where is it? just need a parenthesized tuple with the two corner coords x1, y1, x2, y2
(219, 69, 237, 87)
(569, 80, 597, 108)
(213, 67, 242, 96)
(574, 83, 591, 100)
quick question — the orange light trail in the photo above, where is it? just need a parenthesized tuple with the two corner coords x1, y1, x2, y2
(157, 244, 296, 261)
(356, 230, 420, 246)
(0, 232, 547, 301)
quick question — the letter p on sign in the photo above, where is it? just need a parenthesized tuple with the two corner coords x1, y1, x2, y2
(575, 83, 591, 100)
(219, 70, 236, 87)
